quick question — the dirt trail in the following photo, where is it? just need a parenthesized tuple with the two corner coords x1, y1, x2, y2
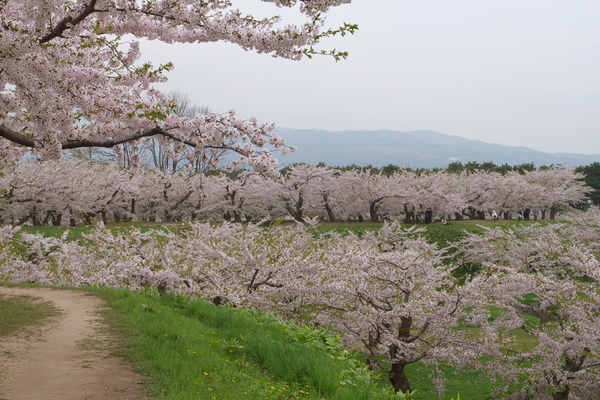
(0, 287, 148, 400)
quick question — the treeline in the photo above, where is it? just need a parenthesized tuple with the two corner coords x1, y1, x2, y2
(303, 160, 600, 205)
(0, 160, 590, 226)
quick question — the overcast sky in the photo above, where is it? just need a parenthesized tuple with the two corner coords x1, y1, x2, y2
(142, 0, 600, 155)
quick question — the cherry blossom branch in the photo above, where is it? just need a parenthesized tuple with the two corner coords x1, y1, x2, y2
(39, 0, 98, 44)
(0, 123, 241, 155)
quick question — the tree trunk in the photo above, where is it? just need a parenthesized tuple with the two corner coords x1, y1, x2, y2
(52, 213, 62, 226)
(324, 202, 335, 223)
(389, 362, 411, 393)
(31, 212, 41, 226)
(370, 201, 379, 222)
(388, 316, 413, 393)
(17, 215, 31, 225)
(404, 204, 416, 224)
(467, 206, 477, 220)
(233, 210, 242, 223)
(552, 388, 569, 400)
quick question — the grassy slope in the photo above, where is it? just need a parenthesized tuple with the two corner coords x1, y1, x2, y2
(90, 287, 390, 400)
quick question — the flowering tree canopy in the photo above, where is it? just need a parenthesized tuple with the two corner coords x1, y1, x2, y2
(0, 0, 355, 170)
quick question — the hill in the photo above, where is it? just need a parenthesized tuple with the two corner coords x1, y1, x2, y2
(274, 128, 600, 168)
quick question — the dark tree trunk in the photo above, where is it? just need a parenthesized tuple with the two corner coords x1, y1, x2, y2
(388, 316, 414, 393)
(17, 215, 31, 225)
(52, 213, 62, 226)
(321, 192, 336, 222)
(31, 212, 41, 226)
(552, 388, 569, 400)
(389, 362, 411, 394)
(233, 210, 242, 223)
(369, 201, 379, 222)
(467, 206, 478, 220)
(283, 197, 305, 223)
(403, 204, 416, 224)
(324, 202, 335, 223)
(83, 212, 95, 225)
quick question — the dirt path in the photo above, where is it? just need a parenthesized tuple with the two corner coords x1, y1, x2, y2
(0, 287, 148, 400)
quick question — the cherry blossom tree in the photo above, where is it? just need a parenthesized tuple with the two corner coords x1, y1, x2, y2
(448, 170, 500, 220)
(206, 171, 281, 222)
(455, 214, 600, 399)
(0, 0, 355, 170)
(301, 165, 341, 222)
(338, 169, 395, 222)
(278, 164, 336, 222)
(522, 167, 588, 219)
(291, 222, 479, 394)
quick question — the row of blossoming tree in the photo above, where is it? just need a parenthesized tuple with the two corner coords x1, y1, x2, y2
(0, 160, 589, 226)
(1, 208, 599, 399)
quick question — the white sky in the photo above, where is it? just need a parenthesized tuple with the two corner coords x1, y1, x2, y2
(141, 0, 600, 155)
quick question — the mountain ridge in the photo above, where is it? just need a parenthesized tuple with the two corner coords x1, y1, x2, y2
(274, 128, 600, 168)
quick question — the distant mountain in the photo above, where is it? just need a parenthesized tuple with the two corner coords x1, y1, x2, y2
(274, 128, 600, 168)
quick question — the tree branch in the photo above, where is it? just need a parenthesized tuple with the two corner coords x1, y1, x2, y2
(405, 320, 430, 344)
(39, 0, 98, 44)
(0, 124, 223, 153)
(0, 124, 37, 147)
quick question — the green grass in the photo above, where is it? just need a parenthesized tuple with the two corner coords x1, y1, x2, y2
(88, 287, 391, 400)
(18, 221, 187, 239)
(0, 285, 61, 336)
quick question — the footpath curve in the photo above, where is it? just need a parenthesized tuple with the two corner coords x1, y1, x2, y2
(0, 287, 148, 400)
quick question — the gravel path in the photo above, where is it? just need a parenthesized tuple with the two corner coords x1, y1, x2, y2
(0, 287, 148, 400)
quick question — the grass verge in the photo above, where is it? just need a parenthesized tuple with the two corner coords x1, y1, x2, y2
(89, 287, 391, 400)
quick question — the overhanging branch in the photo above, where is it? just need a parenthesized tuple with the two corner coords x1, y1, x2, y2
(0, 124, 227, 153)
(0, 124, 36, 147)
